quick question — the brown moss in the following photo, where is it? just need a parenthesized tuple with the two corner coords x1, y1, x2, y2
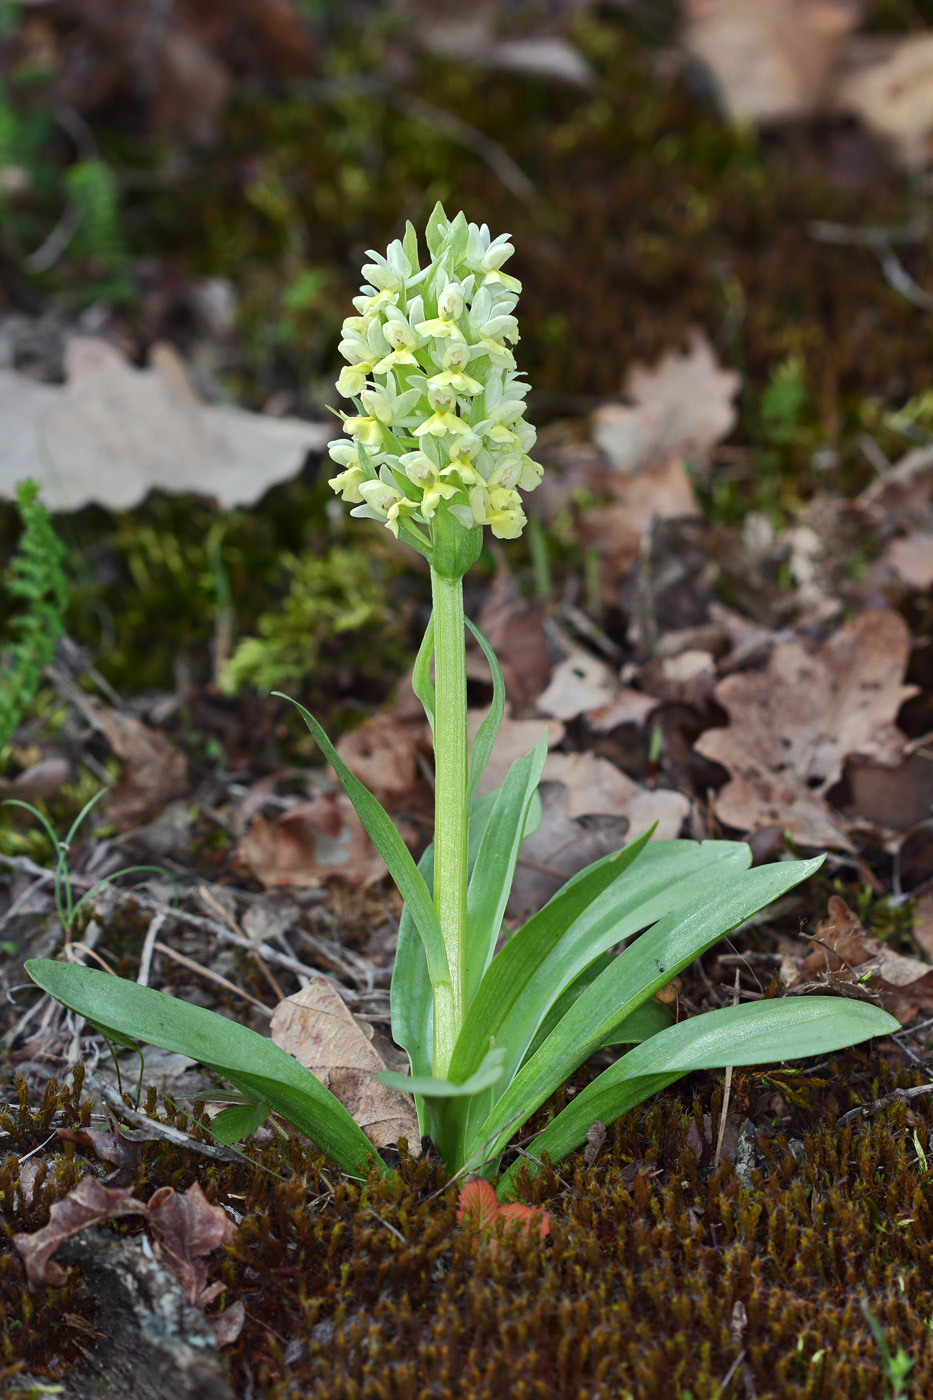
(7, 1054, 933, 1397)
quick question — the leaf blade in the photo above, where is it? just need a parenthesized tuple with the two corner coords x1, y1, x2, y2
(498, 996, 900, 1195)
(26, 960, 384, 1178)
(273, 693, 449, 991)
(464, 618, 506, 805)
(469, 855, 825, 1168)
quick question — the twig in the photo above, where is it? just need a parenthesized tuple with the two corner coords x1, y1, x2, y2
(198, 885, 286, 1002)
(836, 1081, 933, 1127)
(136, 911, 168, 988)
(150, 940, 273, 1018)
(714, 970, 741, 1165)
(84, 1072, 243, 1163)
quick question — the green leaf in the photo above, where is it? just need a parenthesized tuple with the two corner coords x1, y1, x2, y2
(209, 1101, 269, 1145)
(464, 736, 548, 1006)
(526, 971, 672, 1059)
(25, 960, 384, 1179)
(391, 790, 506, 1135)
(273, 694, 449, 992)
(391, 844, 435, 1091)
(451, 837, 746, 1105)
(498, 996, 900, 1195)
(377, 1047, 506, 1098)
(402, 219, 420, 274)
(425, 201, 448, 258)
(412, 614, 435, 733)
(464, 619, 506, 804)
(470, 855, 825, 1170)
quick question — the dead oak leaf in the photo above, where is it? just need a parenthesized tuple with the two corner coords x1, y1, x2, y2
(542, 752, 690, 836)
(694, 609, 917, 847)
(270, 977, 420, 1152)
(13, 1177, 238, 1342)
(335, 712, 424, 811)
(591, 330, 739, 476)
(238, 791, 387, 889)
(0, 338, 332, 512)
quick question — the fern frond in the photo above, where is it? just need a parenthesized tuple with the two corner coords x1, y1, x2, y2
(0, 480, 69, 747)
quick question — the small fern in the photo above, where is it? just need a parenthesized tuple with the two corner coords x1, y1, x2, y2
(0, 480, 69, 749)
(66, 158, 133, 304)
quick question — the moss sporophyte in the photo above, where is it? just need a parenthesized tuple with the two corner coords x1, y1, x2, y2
(25, 207, 898, 1199)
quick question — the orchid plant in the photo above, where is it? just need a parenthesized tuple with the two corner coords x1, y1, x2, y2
(27, 207, 897, 1198)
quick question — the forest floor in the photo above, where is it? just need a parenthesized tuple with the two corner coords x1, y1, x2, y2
(2, 2, 933, 1397)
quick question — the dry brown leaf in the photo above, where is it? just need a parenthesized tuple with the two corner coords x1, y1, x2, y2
(70, 696, 188, 827)
(784, 896, 930, 1008)
(467, 707, 565, 798)
(0, 338, 332, 511)
(270, 978, 420, 1152)
(14, 1177, 239, 1343)
(239, 792, 386, 888)
(335, 713, 423, 811)
(591, 330, 739, 475)
(542, 751, 690, 834)
(467, 568, 552, 712)
(695, 609, 917, 847)
(846, 753, 933, 834)
(575, 459, 701, 581)
(837, 33, 933, 169)
(682, 0, 863, 124)
(536, 651, 618, 722)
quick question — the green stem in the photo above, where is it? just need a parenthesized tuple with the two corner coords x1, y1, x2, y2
(430, 564, 468, 1077)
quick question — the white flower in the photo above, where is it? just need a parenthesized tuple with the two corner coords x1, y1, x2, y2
(328, 206, 542, 547)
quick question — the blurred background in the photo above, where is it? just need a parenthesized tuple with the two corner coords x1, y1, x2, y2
(1, 0, 932, 890)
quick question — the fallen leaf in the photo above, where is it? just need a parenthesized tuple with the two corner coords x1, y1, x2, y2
(270, 977, 420, 1152)
(56, 1126, 142, 1175)
(77, 697, 189, 827)
(682, 0, 863, 125)
(793, 896, 930, 986)
(846, 753, 933, 834)
(694, 609, 917, 847)
(13, 1176, 148, 1290)
(467, 706, 565, 798)
(537, 651, 618, 723)
(575, 459, 700, 582)
(13, 1175, 239, 1344)
(0, 338, 332, 511)
(239, 792, 387, 888)
(420, 12, 594, 86)
(146, 1182, 236, 1309)
(542, 751, 690, 833)
(335, 713, 424, 811)
(468, 568, 553, 712)
(837, 33, 933, 170)
(591, 330, 739, 475)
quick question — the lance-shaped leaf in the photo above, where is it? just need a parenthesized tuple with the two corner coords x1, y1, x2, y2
(26, 960, 385, 1179)
(464, 618, 506, 804)
(467, 856, 825, 1170)
(498, 996, 900, 1196)
(274, 694, 449, 993)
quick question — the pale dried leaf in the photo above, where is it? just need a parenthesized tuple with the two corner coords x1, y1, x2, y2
(0, 338, 332, 511)
(536, 651, 618, 722)
(335, 713, 422, 809)
(543, 751, 690, 834)
(591, 330, 739, 474)
(837, 33, 933, 170)
(467, 706, 565, 798)
(239, 792, 387, 888)
(682, 0, 862, 124)
(270, 977, 420, 1152)
(695, 609, 917, 846)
